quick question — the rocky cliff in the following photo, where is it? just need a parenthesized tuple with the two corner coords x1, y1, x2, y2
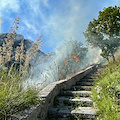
(0, 33, 46, 65)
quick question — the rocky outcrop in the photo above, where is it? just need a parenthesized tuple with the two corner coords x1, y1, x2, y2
(0, 33, 46, 65)
(0, 33, 46, 55)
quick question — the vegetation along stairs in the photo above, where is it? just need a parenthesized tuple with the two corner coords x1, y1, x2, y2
(47, 71, 97, 120)
(9, 65, 98, 120)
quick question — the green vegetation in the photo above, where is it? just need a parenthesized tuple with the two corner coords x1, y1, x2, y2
(85, 6, 120, 118)
(84, 5, 120, 119)
(84, 6, 120, 62)
(0, 69, 40, 119)
(91, 61, 120, 120)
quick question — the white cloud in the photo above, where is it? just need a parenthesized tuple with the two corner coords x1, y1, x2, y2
(0, 0, 20, 14)
(21, 0, 107, 51)
(19, 0, 50, 42)
(41, 0, 88, 47)
(12, 0, 120, 53)
(23, 0, 49, 31)
(24, 20, 37, 32)
(26, 0, 49, 12)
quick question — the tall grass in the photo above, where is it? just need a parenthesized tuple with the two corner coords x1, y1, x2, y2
(0, 18, 42, 119)
(91, 60, 120, 120)
(0, 69, 40, 119)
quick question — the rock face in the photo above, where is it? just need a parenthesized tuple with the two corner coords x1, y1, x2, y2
(0, 33, 46, 64)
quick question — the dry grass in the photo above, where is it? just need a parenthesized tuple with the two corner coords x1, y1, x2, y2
(0, 17, 43, 119)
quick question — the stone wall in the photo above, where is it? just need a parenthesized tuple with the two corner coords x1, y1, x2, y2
(10, 64, 98, 120)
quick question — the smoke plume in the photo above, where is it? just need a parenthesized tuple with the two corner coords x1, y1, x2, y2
(24, 40, 102, 88)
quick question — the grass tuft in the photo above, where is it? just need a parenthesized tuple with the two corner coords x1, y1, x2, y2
(0, 69, 40, 119)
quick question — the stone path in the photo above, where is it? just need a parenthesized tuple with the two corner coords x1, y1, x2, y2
(47, 72, 97, 120)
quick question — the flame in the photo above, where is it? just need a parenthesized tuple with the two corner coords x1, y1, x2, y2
(72, 56, 80, 62)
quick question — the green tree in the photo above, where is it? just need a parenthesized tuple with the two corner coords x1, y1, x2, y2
(84, 6, 120, 62)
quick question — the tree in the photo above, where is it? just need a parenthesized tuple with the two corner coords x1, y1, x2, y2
(59, 40, 88, 79)
(84, 6, 120, 61)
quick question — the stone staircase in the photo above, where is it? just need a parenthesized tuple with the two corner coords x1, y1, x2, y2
(46, 72, 97, 120)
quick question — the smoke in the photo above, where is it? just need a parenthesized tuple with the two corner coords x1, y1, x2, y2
(21, 0, 112, 88)
(1, 0, 120, 90)
(24, 40, 103, 89)
(24, 39, 75, 88)
(84, 46, 103, 66)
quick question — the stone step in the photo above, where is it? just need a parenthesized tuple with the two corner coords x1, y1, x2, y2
(72, 86, 93, 91)
(46, 117, 72, 120)
(83, 73, 95, 79)
(48, 106, 96, 119)
(83, 75, 97, 79)
(47, 118, 95, 120)
(78, 79, 94, 82)
(75, 81, 94, 86)
(46, 70, 98, 120)
(83, 76, 93, 79)
(61, 90, 91, 97)
(55, 96, 93, 107)
(72, 107, 96, 119)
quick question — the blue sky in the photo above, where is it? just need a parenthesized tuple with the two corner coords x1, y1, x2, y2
(0, 0, 120, 54)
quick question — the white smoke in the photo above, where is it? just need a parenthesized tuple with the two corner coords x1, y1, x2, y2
(24, 39, 75, 88)
(85, 46, 103, 65)
(23, 40, 103, 89)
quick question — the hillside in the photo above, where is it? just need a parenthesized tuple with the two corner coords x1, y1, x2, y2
(91, 61, 120, 120)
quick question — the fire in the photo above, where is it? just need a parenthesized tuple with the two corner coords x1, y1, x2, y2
(72, 56, 80, 62)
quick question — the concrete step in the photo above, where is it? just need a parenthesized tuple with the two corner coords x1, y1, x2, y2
(46, 117, 72, 120)
(83, 76, 93, 79)
(72, 107, 96, 119)
(75, 81, 94, 86)
(48, 106, 96, 119)
(78, 79, 94, 82)
(82, 73, 96, 79)
(55, 96, 93, 107)
(47, 118, 95, 120)
(47, 70, 97, 120)
(72, 86, 93, 91)
(61, 90, 91, 97)
(83, 75, 97, 79)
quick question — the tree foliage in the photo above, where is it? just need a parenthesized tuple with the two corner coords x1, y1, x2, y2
(59, 40, 88, 79)
(84, 6, 120, 61)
